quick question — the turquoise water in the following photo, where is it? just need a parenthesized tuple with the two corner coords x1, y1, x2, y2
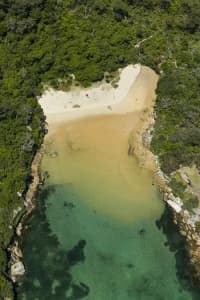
(18, 115, 199, 299)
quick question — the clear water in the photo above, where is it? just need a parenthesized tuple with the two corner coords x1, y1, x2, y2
(19, 115, 199, 299)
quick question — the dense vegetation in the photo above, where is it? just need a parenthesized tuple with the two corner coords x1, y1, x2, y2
(169, 173, 199, 212)
(0, 0, 200, 298)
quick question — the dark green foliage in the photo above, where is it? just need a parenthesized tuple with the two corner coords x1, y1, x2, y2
(169, 177, 186, 198)
(169, 175, 199, 212)
(0, 0, 200, 297)
(195, 221, 200, 233)
(93, 0, 108, 14)
(112, 0, 129, 20)
(183, 195, 199, 212)
(151, 66, 200, 174)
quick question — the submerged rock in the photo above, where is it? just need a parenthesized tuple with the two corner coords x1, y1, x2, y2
(138, 228, 146, 236)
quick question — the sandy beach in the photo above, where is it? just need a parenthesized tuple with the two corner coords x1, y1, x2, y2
(39, 64, 158, 171)
(39, 64, 142, 123)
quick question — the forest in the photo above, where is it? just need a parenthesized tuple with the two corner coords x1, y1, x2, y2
(0, 0, 200, 298)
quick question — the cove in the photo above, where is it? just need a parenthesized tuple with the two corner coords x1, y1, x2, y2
(18, 114, 197, 299)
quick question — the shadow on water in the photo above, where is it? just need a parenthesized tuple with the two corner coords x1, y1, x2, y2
(18, 184, 200, 300)
(156, 205, 200, 300)
(17, 185, 89, 300)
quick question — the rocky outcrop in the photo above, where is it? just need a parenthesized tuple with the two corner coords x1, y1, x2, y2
(160, 163, 200, 283)
(25, 147, 43, 213)
(165, 190, 200, 283)
(8, 147, 44, 284)
(140, 118, 200, 285)
(16, 222, 23, 237)
(9, 241, 25, 282)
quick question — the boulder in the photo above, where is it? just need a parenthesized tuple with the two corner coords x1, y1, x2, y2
(12, 242, 23, 259)
(17, 191, 22, 197)
(11, 261, 25, 278)
(16, 223, 23, 236)
(167, 199, 182, 213)
(13, 207, 22, 219)
(180, 230, 187, 236)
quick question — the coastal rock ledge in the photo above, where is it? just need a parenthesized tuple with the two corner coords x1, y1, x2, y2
(161, 164, 200, 284)
(142, 124, 200, 285)
(167, 196, 200, 283)
(8, 148, 44, 287)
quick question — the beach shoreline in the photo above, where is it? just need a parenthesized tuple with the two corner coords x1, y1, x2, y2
(39, 64, 159, 172)
(39, 64, 141, 124)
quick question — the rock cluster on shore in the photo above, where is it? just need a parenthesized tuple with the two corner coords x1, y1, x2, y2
(8, 148, 44, 284)
(142, 123, 200, 284)
(165, 188, 200, 283)
(9, 241, 25, 282)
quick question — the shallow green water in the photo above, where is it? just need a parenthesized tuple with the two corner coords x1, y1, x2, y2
(19, 115, 198, 299)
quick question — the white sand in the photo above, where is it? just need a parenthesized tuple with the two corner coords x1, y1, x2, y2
(38, 64, 141, 123)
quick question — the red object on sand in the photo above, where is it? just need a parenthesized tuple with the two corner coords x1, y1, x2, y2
(85, 93, 89, 97)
